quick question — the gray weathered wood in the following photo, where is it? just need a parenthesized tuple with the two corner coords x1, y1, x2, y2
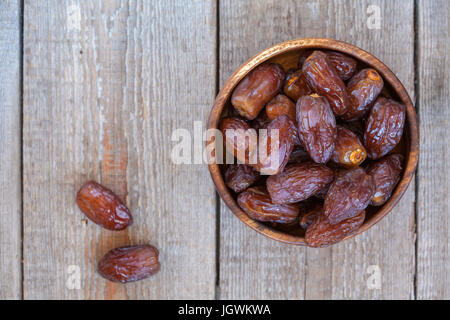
(416, 0, 449, 300)
(23, 0, 216, 299)
(219, 0, 415, 299)
(0, 0, 22, 300)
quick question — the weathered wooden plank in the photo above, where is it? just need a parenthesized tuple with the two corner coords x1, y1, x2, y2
(0, 0, 22, 300)
(219, 0, 415, 299)
(416, 0, 449, 300)
(23, 0, 216, 299)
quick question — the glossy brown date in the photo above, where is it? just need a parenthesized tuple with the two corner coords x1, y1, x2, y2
(342, 68, 384, 121)
(237, 186, 300, 223)
(302, 50, 350, 115)
(283, 69, 312, 102)
(324, 167, 375, 224)
(296, 94, 337, 164)
(224, 164, 260, 193)
(98, 245, 160, 283)
(266, 162, 334, 204)
(364, 97, 406, 159)
(305, 210, 365, 247)
(255, 115, 297, 175)
(266, 94, 296, 122)
(76, 181, 133, 231)
(221, 117, 257, 165)
(231, 63, 285, 120)
(325, 51, 358, 81)
(331, 126, 367, 167)
(366, 154, 403, 206)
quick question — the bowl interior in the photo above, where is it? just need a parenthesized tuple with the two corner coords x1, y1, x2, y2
(209, 39, 418, 245)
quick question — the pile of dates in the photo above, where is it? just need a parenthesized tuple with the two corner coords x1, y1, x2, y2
(221, 50, 406, 247)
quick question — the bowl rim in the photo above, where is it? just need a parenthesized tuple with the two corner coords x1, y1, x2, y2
(207, 38, 419, 245)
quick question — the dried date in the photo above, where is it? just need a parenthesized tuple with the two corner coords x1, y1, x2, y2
(76, 181, 133, 231)
(364, 97, 406, 159)
(221, 117, 258, 165)
(231, 63, 285, 120)
(296, 94, 337, 163)
(325, 51, 358, 81)
(283, 69, 312, 102)
(237, 186, 300, 223)
(255, 115, 297, 175)
(305, 210, 365, 247)
(331, 125, 367, 167)
(266, 94, 296, 122)
(324, 167, 375, 224)
(266, 162, 334, 204)
(98, 245, 160, 283)
(302, 50, 350, 115)
(342, 68, 384, 121)
(224, 164, 260, 193)
(366, 154, 403, 206)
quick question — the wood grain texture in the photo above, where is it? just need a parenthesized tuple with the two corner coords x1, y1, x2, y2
(23, 0, 216, 299)
(416, 0, 449, 300)
(218, 0, 415, 299)
(0, 0, 22, 300)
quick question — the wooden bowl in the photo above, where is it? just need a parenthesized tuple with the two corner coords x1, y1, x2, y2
(207, 38, 419, 245)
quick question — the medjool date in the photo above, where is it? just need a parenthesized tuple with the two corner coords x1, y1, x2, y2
(364, 97, 406, 159)
(324, 167, 375, 224)
(296, 94, 337, 163)
(305, 210, 365, 247)
(342, 68, 384, 121)
(224, 164, 260, 193)
(331, 126, 367, 167)
(231, 63, 285, 120)
(266, 94, 296, 122)
(302, 51, 350, 115)
(255, 115, 297, 175)
(366, 154, 403, 206)
(283, 69, 312, 102)
(326, 51, 358, 81)
(266, 162, 334, 204)
(221, 117, 258, 165)
(237, 186, 299, 223)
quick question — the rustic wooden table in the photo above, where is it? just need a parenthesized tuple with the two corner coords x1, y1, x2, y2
(0, 0, 448, 300)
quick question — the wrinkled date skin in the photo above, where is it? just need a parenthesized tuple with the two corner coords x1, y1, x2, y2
(237, 186, 299, 223)
(231, 63, 285, 120)
(76, 181, 133, 231)
(305, 210, 366, 247)
(266, 162, 334, 204)
(324, 167, 375, 224)
(266, 94, 296, 122)
(331, 126, 367, 167)
(224, 164, 260, 193)
(366, 154, 403, 206)
(283, 69, 312, 102)
(98, 245, 160, 283)
(255, 115, 297, 175)
(221, 117, 257, 165)
(297, 94, 337, 164)
(325, 51, 358, 81)
(302, 51, 350, 115)
(342, 68, 384, 121)
(364, 97, 406, 159)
